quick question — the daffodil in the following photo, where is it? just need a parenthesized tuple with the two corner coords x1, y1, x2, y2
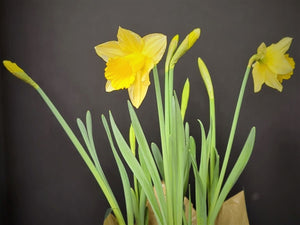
(252, 37, 295, 92)
(95, 27, 167, 108)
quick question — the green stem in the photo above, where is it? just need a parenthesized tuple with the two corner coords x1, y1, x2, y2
(208, 97, 216, 209)
(153, 66, 166, 153)
(36, 88, 126, 225)
(209, 97, 216, 187)
(153, 66, 174, 224)
(209, 64, 252, 223)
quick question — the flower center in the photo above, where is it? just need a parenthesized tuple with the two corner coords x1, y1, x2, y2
(105, 53, 145, 90)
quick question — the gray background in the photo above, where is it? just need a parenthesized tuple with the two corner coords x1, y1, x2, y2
(1, 0, 300, 224)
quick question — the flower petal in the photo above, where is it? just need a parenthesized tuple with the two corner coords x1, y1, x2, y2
(271, 37, 293, 54)
(95, 41, 126, 62)
(105, 80, 115, 92)
(252, 62, 266, 92)
(128, 69, 151, 108)
(265, 70, 283, 92)
(117, 27, 143, 53)
(256, 42, 266, 60)
(142, 33, 167, 64)
(253, 59, 284, 92)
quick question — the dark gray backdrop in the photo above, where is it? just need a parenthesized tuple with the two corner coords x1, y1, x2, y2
(1, 0, 300, 224)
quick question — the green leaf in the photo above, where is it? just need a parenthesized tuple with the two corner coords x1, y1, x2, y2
(36, 88, 125, 225)
(208, 127, 256, 225)
(138, 146, 151, 182)
(77, 114, 107, 183)
(77, 118, 91, 152)
(171, 94, 187, 225)
(183, 123, 192, 194)
(189, 136, 196, 160)
(86, 111, 101, 170)
(139, 190, 147, 225)
(127, 102, 167, 223)
(198, 120, 207, 181)
(209, 147, 220, 205)
(130, 188, 139, 222)
(101, 115, 134, 225)
(190, 151, 207, 225)
(108, 111, 165, 225)
(187, 186, 192, 225)
(151, 143, 164, 180)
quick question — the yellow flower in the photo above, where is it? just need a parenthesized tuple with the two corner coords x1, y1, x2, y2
(252, 37, 295, 92)
(95, 27, 167, 108)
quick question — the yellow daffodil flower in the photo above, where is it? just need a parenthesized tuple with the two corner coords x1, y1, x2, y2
(95, 27, 167, 108)
(252, 37, 295, 92)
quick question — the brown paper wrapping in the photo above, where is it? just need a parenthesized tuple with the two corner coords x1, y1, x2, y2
(103, 213, 118, 225)
(103, 191, 249, 225)
(215, 191, 249, 225)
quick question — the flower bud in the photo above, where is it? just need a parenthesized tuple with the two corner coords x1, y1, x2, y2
(3, 60, 39, 89)
(198, 57, 214, 100)
(170, 28, 201, 69)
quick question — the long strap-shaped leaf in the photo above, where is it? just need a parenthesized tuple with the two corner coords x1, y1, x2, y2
(77, 112, 102, 176)
(208, 127, 256, 225)
(127, 102, 167, 223)
(190, 152, 206, 225)
(102, 115, 134, 225)
(108, 111, 165, 225)
(36, 88, 126, 225)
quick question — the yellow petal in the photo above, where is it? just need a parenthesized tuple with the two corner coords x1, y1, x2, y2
(252, 62, 266, 92)
(271, 37, 293, 54)
(95, 41, 126, 62)
(253, 62, 283, 92)
(256, 42, 266, 60)
(128, 69, 151, 108)
(105, 80, 115, 92)
(265, 69, 283, 92)
(142, 33, 167, 64)
(117, 26, 143, 53)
